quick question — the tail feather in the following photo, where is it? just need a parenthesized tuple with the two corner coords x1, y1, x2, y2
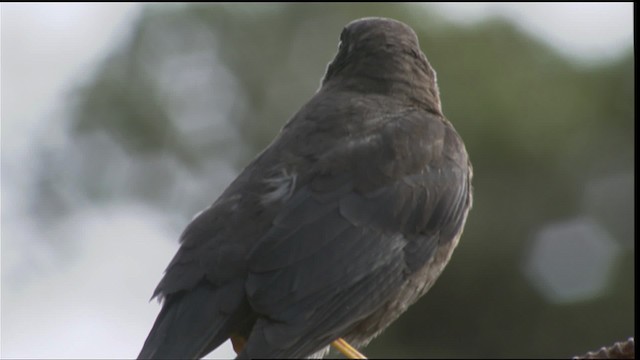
(138, 282, 238, 359)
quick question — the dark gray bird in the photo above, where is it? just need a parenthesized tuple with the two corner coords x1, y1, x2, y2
(138, 17, 473, 359)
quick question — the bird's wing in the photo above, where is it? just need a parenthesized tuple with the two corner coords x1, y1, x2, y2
(138, 179, 263, 359)
(240, 111, 472, 358)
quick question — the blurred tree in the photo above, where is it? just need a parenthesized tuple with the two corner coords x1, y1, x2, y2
(39, 3, 633, 358)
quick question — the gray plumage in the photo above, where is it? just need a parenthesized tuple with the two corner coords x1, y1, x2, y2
(138, 17, 473, 359)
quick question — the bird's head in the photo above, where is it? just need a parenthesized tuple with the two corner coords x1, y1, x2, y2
(322, 17, 441, 114)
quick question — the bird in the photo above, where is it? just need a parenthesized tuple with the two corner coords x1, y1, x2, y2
(138, 16, 473, 359)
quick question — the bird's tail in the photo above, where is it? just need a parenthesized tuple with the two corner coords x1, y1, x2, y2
(138, 281, 243, 359)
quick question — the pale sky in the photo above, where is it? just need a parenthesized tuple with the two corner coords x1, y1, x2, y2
(431, 2, 633, 62)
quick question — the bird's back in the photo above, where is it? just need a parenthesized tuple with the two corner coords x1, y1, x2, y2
(138, 16, 472, 360)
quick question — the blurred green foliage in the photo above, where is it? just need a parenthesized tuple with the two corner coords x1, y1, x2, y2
(64, 3, 633, 358)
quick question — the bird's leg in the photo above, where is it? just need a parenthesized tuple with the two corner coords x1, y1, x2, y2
(331, 338, 367, 359)
(230, 334, 247, 355)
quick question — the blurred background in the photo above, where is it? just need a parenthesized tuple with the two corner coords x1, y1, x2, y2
(1, 3, 634, 359)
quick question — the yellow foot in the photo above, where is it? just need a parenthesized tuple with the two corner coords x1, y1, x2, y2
(331, 338, 367, 359)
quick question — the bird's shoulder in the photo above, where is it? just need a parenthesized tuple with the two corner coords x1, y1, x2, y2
(271, 89, 466, 193)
